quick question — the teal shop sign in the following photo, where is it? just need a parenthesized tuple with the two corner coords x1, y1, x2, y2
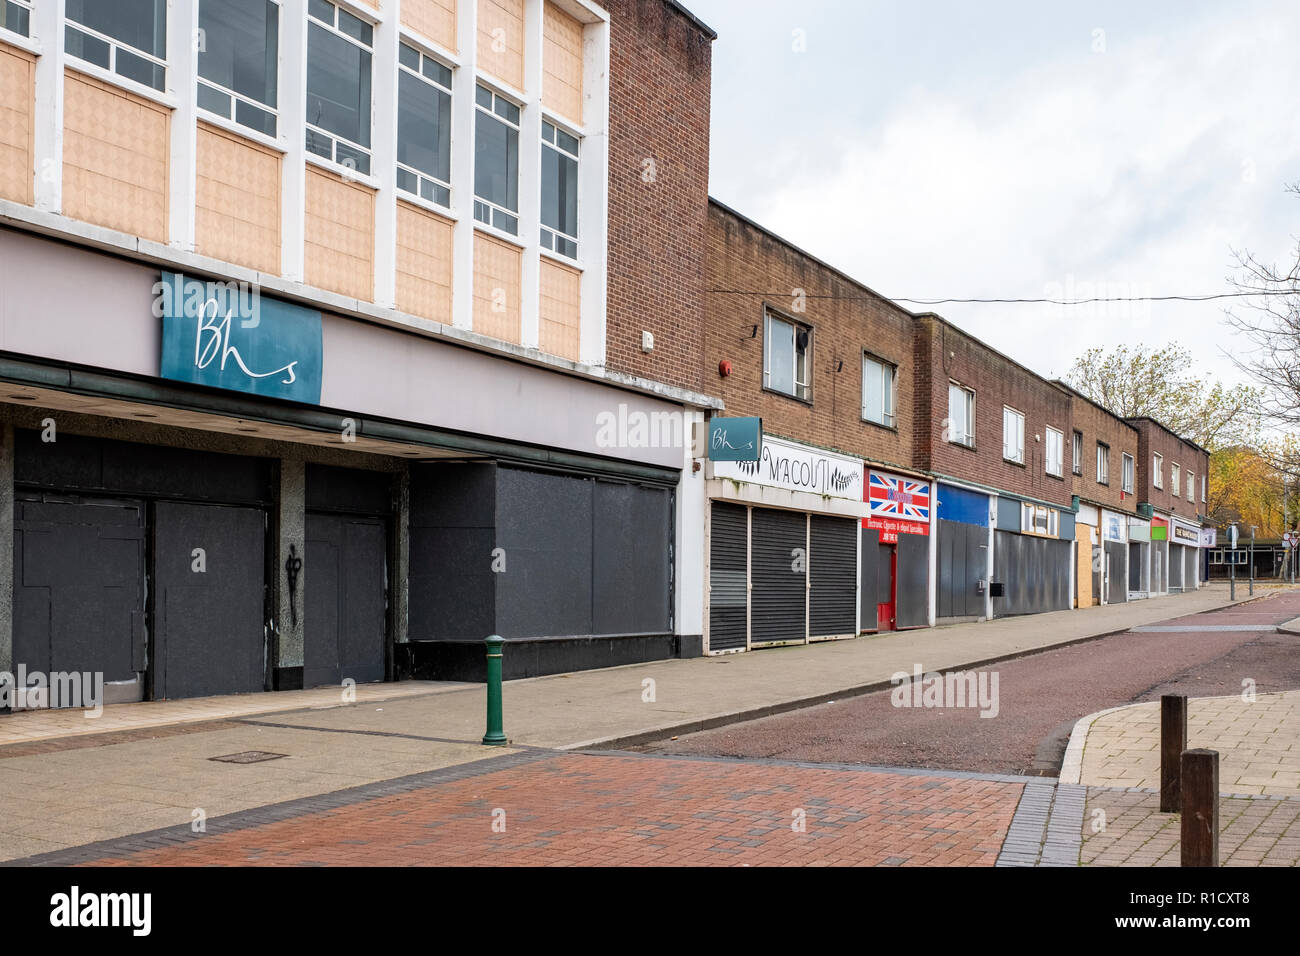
(708, 416, 762, 462)
(157, 272, 323, 404)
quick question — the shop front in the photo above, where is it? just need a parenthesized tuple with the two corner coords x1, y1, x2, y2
(706, 435, 865, 652)
(1171, 518, 1202, 591)
(861, 468, 931, 631)
(1100, 510, 1129, 604)
(934, 483, 993, 624)
(992, 496, 1074, 617)
(1151, 516, 1170, 594)
(1075, 503, 1099, 608)
(1127, 515, 1151, 599)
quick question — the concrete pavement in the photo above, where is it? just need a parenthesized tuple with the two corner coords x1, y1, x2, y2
(0, 584, 1274, 864)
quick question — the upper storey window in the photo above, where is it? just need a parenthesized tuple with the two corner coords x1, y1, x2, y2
(66, 0, 167, 92)
(397, 42, 453, 209)
(474, 85, 521, 235)
(198, 0, 280, 137)
(306, 0, 374, 175)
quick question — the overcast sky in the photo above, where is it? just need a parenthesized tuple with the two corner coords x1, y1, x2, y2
(686, 0, 1300, 386)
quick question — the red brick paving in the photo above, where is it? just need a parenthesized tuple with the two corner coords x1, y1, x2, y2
(80, 754, 1024, 867)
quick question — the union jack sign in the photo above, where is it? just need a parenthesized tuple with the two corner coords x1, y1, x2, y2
(864, 471, 930, 541)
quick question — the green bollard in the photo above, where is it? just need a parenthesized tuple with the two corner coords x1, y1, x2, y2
(482, 634, 507, 745)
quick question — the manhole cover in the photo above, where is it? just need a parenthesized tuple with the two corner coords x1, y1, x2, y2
(209, 751, 288, 764)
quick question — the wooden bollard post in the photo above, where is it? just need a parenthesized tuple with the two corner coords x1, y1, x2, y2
(1180, 749, 1219, 867)
(1160, 694, 1187, 812)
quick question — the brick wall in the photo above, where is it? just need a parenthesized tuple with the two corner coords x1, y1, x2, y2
(914, 315, 1073, 507)
(704, 202, 915, 468)
(603, 0, 712, 393)
(1060, 384, 1139, 514)
(1130, 418, 1209, 522)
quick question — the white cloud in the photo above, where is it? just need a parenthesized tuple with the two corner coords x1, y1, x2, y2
(708, 2, 1300, 386)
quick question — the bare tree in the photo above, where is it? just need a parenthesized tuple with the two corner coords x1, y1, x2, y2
(1064, 343, 1260, 452)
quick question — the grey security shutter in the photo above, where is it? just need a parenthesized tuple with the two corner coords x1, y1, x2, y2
(896, 531, 930, 628)
(751, 508, 807, 644)
(708, 502, 748, 651)
(809, 515, 856, 636)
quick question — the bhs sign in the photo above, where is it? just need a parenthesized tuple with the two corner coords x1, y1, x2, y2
(157, 272, 323, 404)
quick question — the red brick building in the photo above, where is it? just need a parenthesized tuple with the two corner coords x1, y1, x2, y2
(603, 0, 714, 395)
(1129, 417, 1210, 593)
(1056, 382, 1140, 606)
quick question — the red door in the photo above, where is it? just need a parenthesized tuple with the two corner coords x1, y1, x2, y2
(876, 547, 898, 631)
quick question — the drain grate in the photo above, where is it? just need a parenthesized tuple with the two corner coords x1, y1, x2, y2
(209, 751, 289, 764)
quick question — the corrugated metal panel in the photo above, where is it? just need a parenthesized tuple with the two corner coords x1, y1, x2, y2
(708, 502, 748, 651)
(1105, 540, 1128, 602)
(938, 518, 985, 618)
(751, 507, 807, 644)
(809, 515, 856, 636)
(994, 531, 1072, 616)
(896, 531, 930, 627)
(859, 526, 881, 627)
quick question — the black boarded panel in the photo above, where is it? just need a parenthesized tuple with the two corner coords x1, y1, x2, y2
(153, 501, 266, 699)
(305, 512, 388, 687)
(15, 430, 272, 504)
(1129, 542, 1143, 591)
(408, 463, 497, 642)
(495, 469, 594, 638)
(809, 515, 856, 636)
(709, 502, 748, 651)
(750, 508, 807, 643)
(859, 526, 880, 630)
(896, 531, 930, 628)
(305, 464, 393, 515)
(12, 498, 145, 686)
(592, 481, 672, 635)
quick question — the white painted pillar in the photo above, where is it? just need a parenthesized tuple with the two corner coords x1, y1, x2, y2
(31, 0, 65, 214)
(167, 0, 198, 251)
(372, 0, 400, 308)
(448, 0, 477, 330)
(578, 16, 609, 366)
(517, 0, 544, 350)
(280, 0, 309, 282)
(676, 410, 705, 646)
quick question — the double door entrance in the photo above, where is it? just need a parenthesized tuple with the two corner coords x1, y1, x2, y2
(14, 495, 267, 701)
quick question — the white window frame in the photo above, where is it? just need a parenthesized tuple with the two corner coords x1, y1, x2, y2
(1154, 453, 1164, 488)
(197, 0, 281, 139)
(1021, 502, 1060, 538)
(861, 353, 896, 428)
(396, 39, 454, 210)
(1045, 426, 1063, 477)
(1186, 470, 1195, 502)
(763, 310, 811, 402)
(540, 117, 580, 260)
(2, 0, 32, 39)
(65, 0, 169, 92)
(305, 0, 375, 176)
(1172, 463, 1181, 497)
(1072, 430, 1083, 476)
(1003, 406, 1025, 464)
(1201, 474, 1207, 504)
(1122, 453, 1134, 494)
(473, 83, 522, 236)
(948, 382, 975, 448)
(1096, 442, 1109, 484)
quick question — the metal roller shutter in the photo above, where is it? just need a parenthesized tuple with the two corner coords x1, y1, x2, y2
(708, 502, 748, 652)
(751, 508, 808, 644)
(809, 515, 856, 636)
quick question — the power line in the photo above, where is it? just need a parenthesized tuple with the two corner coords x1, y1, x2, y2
(706, 289, 1296, 306)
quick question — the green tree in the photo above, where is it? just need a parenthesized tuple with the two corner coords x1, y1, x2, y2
(1063, 343, 1261, 452)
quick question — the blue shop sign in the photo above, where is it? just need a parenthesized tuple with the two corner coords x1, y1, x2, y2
(157, 271, 322, 404)
(708, 416, 762, 462)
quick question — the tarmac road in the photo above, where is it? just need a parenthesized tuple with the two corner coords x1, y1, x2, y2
(633, 599, 1300, 776)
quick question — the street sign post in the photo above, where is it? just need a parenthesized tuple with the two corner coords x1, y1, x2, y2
(1229, 525, 1238, 600)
